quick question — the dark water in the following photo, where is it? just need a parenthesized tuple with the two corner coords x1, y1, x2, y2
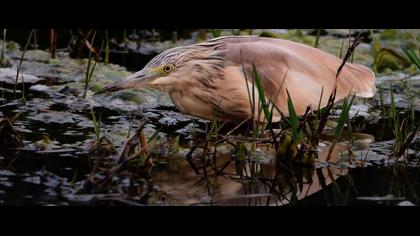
(1, 92, 419, 206)
(1, 155, 419, 206)
(302, 165, 420, 206)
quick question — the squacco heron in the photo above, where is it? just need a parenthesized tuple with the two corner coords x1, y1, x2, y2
(97, 36, 375, 122)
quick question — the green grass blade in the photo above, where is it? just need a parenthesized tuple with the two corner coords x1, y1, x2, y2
(252, 64, 271, 123)
(90, 108, 101, 144)
(403, 48, 420, 70)
(334, 94, 355, 139)
(314, 29, 321, 48)
(286, 89, 300, 142)
(378, 85, 386, 115)
(389, 84, 401, 142)
(339, 39, 345, 59)
(317, 86, 324, 119)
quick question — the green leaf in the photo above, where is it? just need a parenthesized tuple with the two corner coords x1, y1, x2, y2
(286, 90, 300, 142)
(390, 84, 401, 142)
(403, 48, 420, 70)
(252, 64, 271, 123)
(334, 94, 355, 139)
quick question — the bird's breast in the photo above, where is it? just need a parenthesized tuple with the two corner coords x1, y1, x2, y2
(168, 88, 217, 120)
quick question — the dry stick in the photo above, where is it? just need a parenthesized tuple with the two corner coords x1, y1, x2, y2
(210, 118, 250, 147)
(325, 34, 364, 162)
(139, 129, 153, 166)
(139, 129, 148, 150)
(1, 29, 6, 63)
(14, 29, 34, 97)
(316, 168, 333, 205)
(104, 29, 109, 64)
(314, 29, 322, 48)
(327, 167, 344, 205)
(82, 30, 98, 99)
(399, 166, 419, 203)
(50, 29, 57, 58)
(211, 144, 218, 195)
(184, 145, 201, 175)
(33, 30, 37, 50)
(97, 140, 158, 188)
(85, 39, 100, 62)
(266, 69, 289, 153)
(202, 162, 212, 200)
(117, 119, 148, 163)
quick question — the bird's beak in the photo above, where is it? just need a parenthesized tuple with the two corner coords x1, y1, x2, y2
(95, 69, 155, 95)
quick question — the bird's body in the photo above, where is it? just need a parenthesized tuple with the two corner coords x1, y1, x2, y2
(99, 36, 376, 122)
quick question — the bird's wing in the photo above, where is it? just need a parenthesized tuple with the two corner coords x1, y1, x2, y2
(223, 36, 375, 117)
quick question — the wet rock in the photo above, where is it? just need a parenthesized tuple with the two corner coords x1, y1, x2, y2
(353, 140, 373, 150)
(0, 87, 22, 97)
(94, 89, 172, 113)
(0, 68, 42, 84)
(76, 120, 95, 129)
(349, 104, 370, 118)
(375, 72, 406, 87)
(62, 96, 101, 112)
(408, 74, 420, 88)
(29, 84, 53, 96)
(375, 73, 420, 111)
(143, 111, 160, 119)
(372, 141, 395, 156)
(23, 176, 41, 185)
(397, 200, 415, 206)
(158, 111, 192, 126)
(0, 54, 12, 67)
(21, 50, 51, 62)
(357, 194, 405, 201)
(28, 111, 86, 125)
(0, 170, 15, 176)
(58, 86, 80, 96)
(354, 150, 387, 162)
(35, 147, 79, 155)
(0, 177, 13, 187)
(176, 123, 205, 137)
(158, 116, 177, 126)
(114, 91, 144, 104)
(109, 98, 141, 112)
(120, 39, 196, 56)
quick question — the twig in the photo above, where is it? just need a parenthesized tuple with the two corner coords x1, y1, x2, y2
(117, 119, 148, 163)
(14, 29, 34, 97)
(325, 33, 364, 162)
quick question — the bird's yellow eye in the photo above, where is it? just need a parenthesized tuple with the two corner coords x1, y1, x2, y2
(163, 64, 174, 73)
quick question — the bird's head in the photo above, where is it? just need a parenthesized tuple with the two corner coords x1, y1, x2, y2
(96, 38, 226, 95)
(96, 47, 190, 94)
